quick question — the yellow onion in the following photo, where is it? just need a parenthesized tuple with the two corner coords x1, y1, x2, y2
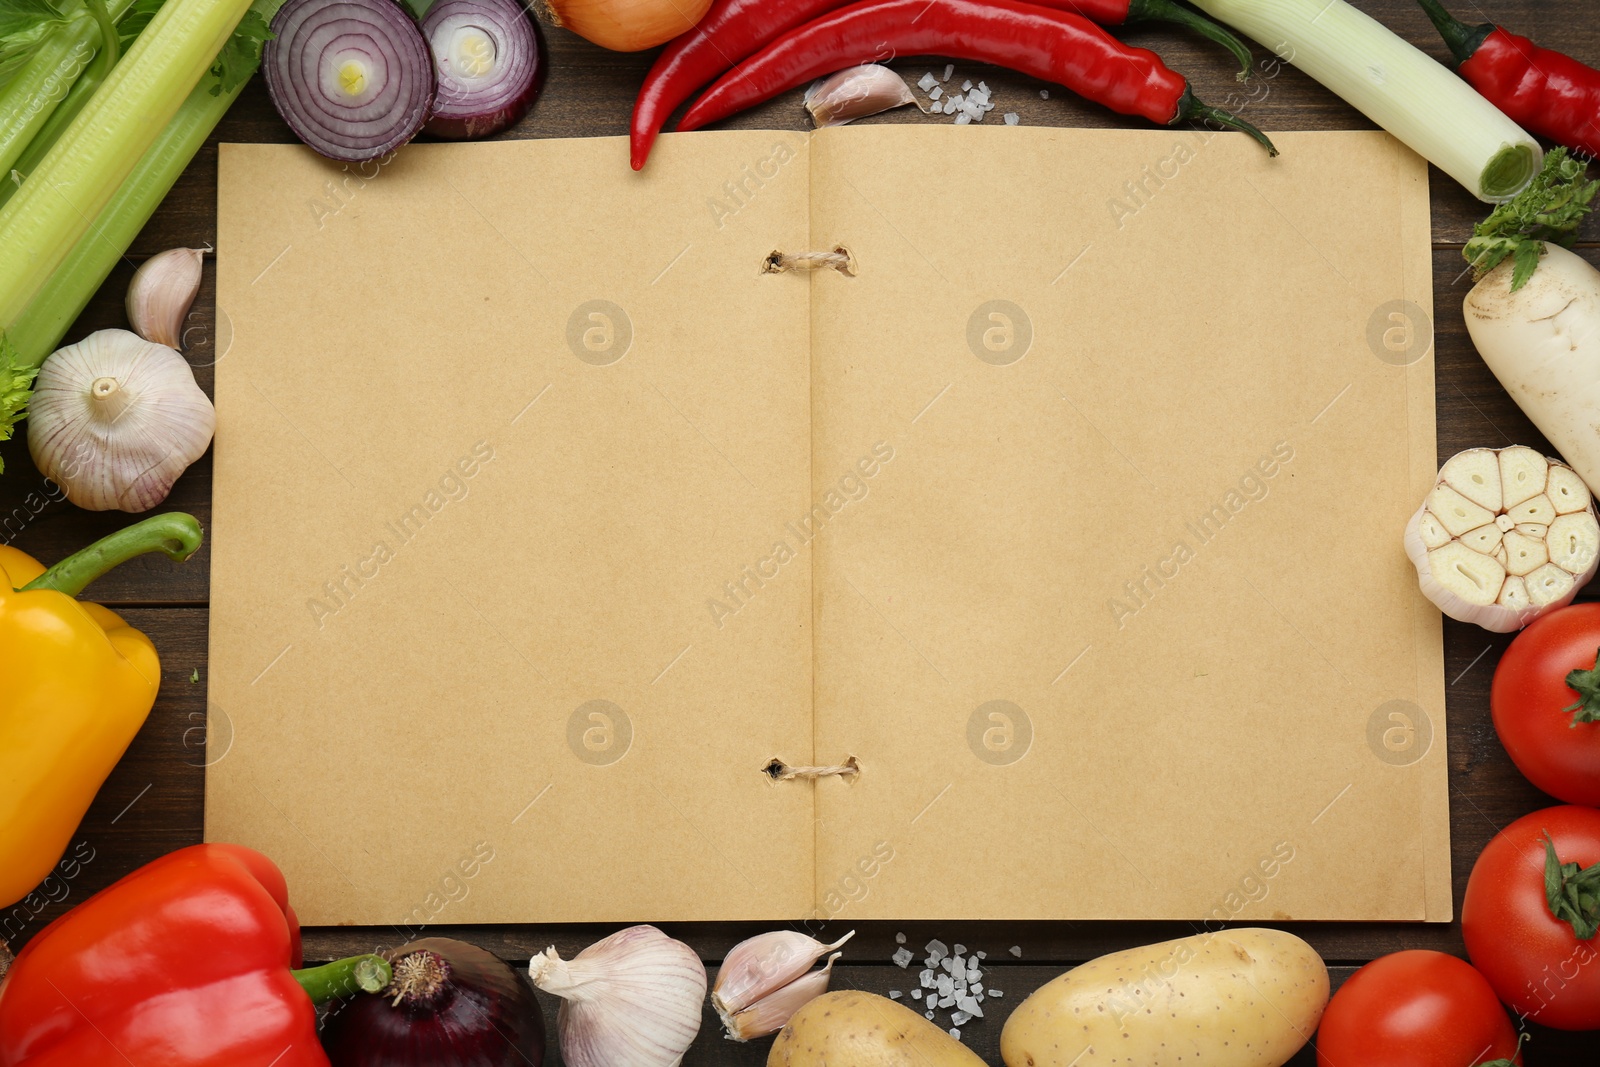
(537, 0, 711, 52)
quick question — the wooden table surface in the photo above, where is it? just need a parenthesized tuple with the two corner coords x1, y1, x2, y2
(4, 0, 1600, 1061)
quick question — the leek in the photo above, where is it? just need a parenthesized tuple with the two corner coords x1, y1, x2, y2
(1192, 0, 1540, 202)
(0, 0, 254, 330)
(5, 0, 282, 367)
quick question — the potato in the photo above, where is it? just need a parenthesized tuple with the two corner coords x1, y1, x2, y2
(768, 989, 986, 1067)
(1000, 928, 1328, 1067)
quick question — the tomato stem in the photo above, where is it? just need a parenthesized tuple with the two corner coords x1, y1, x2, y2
(1562, 647, 1600, 726)
(1542, 833, 1600, 940)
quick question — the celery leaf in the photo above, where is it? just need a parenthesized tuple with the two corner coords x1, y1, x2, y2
(0, 335, 39, 476)
(115, 0, 163, 50)
(0, 0, 73, 85)
(1466, 148, 1599, 291)
(209, 8, 271, 96)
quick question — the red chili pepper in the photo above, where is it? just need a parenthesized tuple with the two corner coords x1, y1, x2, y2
(0, 844, 390, 1067)
(1419, 0, 1600, 161)
(676, 0, 1276, 154)
(630, 0, 1254, 170)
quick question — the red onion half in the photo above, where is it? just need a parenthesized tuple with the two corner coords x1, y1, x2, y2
(264, 0, 436, 163)
(321, 938, 546, 1066)
(423, 0, 547, 139)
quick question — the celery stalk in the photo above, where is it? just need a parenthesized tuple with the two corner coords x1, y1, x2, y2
(0, 0, 254, 331)
(3, 72, 245, 367)
(0, 0, 129, 208)
(5, 0, 287, 368)
(0, 10, 98, 178)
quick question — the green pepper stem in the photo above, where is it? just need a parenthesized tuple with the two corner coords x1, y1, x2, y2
(1415, 0, 1496, 69)
(1177, 90, 1279, 158)
(291, 953, 393, 1005)
(1131, 0, 1254, 81)
(19, 513, 203, 597)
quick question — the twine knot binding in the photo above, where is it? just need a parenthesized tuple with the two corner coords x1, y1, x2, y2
(763, 247, 857, 276)
(764, 755, 861, 781)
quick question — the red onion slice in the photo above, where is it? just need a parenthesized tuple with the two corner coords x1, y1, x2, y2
(423, 0, 547, 139)
(264, 0, 435, 163)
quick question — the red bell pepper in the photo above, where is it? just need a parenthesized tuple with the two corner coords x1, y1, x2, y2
(0, 844, 389, 1066)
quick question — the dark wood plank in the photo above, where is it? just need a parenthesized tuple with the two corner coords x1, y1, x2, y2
(6, 3, 1600, 1063)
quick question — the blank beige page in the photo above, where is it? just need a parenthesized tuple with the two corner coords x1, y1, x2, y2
(209, 132, 815, 924)
(806, 127, 1448, 921)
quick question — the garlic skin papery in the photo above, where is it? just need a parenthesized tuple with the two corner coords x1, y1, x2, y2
(528, 925, 706, 1067)
(804, 65, 916, 128)
(28, 329, 216, 513)
(126, 247, 205, 349)
(1405, 446, 1600, 632)
(712, 929, 853, 1040)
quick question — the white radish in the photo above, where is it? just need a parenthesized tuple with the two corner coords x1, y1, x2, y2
(1465, 244, 1600, 495)
(1405, 446, 1600, 632)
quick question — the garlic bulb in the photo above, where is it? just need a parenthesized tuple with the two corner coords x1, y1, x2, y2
(713, 929, 852, 1040)
(804, 65, 916, 128)
(126, 247, 206, 349)
(1405, 446, 1600, 632)
(528, 925, 705, 1067)
(28, 329, 215, 513)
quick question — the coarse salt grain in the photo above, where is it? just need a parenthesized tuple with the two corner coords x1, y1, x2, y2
(942, 63, 954, 81)
(1009, 946, 1022, 957)
(954, 112, 972, 125)
(1005, 113, 1021, 126)
(1039, 89, 1049, 99)
(890, 990, 903, 999)
(918, 72, 937, 92)
(929, 86, 941, 100)
(950, 1028, 962, 1040)
(951, 1011, 972, 1026)
(962, 79, 973, 91)
(911, 989, 923, 999)
(892, 947, 913, 968)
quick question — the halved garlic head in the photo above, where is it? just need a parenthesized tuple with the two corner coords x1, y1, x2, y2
(1405, 446, 1599, 632)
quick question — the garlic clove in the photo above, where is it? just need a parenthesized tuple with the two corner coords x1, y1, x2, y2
(1508, 493, 1557, 525)
(126, 247, 206, 350)
(722, 951, 842, 1041)
(1548, 464, 1592, 514)
(1427, 483, 1494, 536)
(27, 329, 215, 513)
(1501, 530, 1548, 576)
(1440, 447, 1503, 511)
(711, 929, 854, 1018)
(804, 64, 916, 128)
(1526, 563, 1578, 608)
(528, 925, 705, 1067)
(1406, 447, 1600, 631)
(1499, 445, 1549, 508)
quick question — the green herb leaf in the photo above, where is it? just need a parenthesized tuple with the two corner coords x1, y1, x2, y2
(208, 7, 271, 96)
(0, 334, 39, 475)
(1542, 832, 1600, 941)
(1564, 647, 1600, 726)
(1466, 149, 1600, 290)
(189, 667, 198, 683)
(0, 0, 73, 85)
(115, 0, 163, 50)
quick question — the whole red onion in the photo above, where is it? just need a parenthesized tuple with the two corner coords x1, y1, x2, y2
(321, 938, 545, 1066)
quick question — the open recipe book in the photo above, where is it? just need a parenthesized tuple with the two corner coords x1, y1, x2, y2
(208, 126, 1447, 925)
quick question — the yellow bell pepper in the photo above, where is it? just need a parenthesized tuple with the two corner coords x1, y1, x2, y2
(0, 513, 202, 907)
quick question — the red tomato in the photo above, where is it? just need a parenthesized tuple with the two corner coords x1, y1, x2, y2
(1314, 950, 1520, 1066)
(1491, 603, 1600, 805)
(1462, 805, 1600, 1031)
